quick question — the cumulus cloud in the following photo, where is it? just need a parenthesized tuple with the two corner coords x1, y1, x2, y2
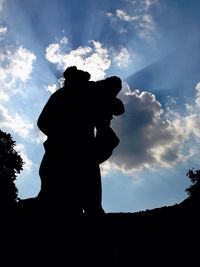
(5, 46, 36, 82)
(185, 114, 200, 138)
(0, 45, 36, 98)
(110, 89, 184, 172)
(0, 27, 36, 114)
(0, 91, 9, 101)
(194, 82, 200, 106)
(45, 37, 111, 80)
(112, 47, 132, 68)
(126, 0, 158, 11)
(101, 82, 200, 175)
(44, 84, 57, 94)
(116, 9, 139, 22)
(0, 23, 36, 84)
(0, 25, 38, 149)
(141, 0, 158, 11)
(181, 82, 200, 139)
(106, 1, 157, 41)
(0, 26, 7, 36)
(0, 105, 33, 138)
(137, 14, 155, 40)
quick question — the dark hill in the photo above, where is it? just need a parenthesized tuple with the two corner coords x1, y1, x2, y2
(1, 195, 199, 265)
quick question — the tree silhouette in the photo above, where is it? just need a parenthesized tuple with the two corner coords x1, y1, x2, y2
(185, 169, 200, 198)
(0, 129, 24, 207)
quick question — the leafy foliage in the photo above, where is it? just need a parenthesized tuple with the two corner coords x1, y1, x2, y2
(185, 169, 200, 197)
(0, 129, 24, 206)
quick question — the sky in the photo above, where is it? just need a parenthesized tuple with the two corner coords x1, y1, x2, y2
(1, 0, 200, 212)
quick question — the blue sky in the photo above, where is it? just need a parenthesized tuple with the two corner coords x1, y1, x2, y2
(1, 0, 200, 212)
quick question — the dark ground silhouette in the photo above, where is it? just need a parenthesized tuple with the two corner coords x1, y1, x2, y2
(2, 194, 200, 264)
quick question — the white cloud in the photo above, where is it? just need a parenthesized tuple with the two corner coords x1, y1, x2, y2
(106, 12, 113, 18)
(106, 3, 157, 41)
(45, 37, 111, 80)
(0, 91, 9, 101)
(137, 14, 155, 41)
(0, 26, 7, 35)
(45, 43, 62, 64)
(102, 83, 200, 175)
(116, 9, 139, 22)
(0, 23, 36, 86)
(181, 82, 200, 139)
(0, 105, 33, 138)
(112, 47, 132, 68)
(110, 90, 185, 171)
(185, 114, 200, 138)
(143, 0, 158, 11)
(0, 45, 36, 95)
(100, 161, 113, 176)
(126, 0, 158, 11)
(8, 46, 36, 82)
(0, 24, 40, 153)
(194, 82, 200, 106)
(60, 36, 68, 45)
(44, 84, 57, 94)
(15, 144, 33, 171)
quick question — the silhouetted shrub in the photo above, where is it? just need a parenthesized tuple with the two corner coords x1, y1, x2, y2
(186, 169, 200, 197)
(0, 129, 24, 207)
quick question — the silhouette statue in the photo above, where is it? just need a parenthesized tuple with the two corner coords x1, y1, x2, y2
(37, 66, 124, 215)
